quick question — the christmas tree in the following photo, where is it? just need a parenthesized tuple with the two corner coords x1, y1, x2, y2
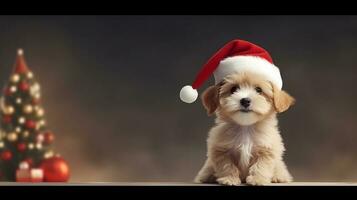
(0, 49, 69, 182)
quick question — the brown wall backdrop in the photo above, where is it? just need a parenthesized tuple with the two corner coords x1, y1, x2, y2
(0, 15, 357, 182)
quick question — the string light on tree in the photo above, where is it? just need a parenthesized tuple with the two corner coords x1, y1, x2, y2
(11, 74, 20, 83)
(28, 143, 34, 150)
(18, 117, 26, 124)
(10, 86, 17, 93)
(16, 98, 22, 104)
(27, 72, 34, 79)
(23, 104, 33, 114)
(15, 127, 22, 133)
(0, 49, 70, 182)
(36, 143, 43, 150)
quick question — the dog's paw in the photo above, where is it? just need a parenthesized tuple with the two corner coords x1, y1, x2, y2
(272, 175, 293, 183)
(246, 175, 270, 186)
(217, 176, 241, 186)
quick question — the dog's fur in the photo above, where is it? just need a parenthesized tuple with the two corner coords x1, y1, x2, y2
(194, 72, 295, 185)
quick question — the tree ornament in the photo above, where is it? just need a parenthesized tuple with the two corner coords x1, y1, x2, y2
(27, 71, 34, 79)
(36, 108, 44, 117)
(19, 81, 30, 91)
(1, 150, 12, 161)
(17, 143, 27, 152)
(18, 117, 26, 124)
(37, 133, 44, 142)
(36, 143, 43, 149)
(16, 98, 22, 104)
(15, 126, 22, 133)
(11, 74, 20, 83)
(23, 104, 33, 114)
(28, 143, 34, 150)
(10, 86, 17, 93)
(30, 83, 40, 96)
(32, 98, 41, 105)
(3, 87, 12, 96)
(40, 156, 70, 182)
(43, 131, 55, 144)
(1, 97, 14, 114)
(7, 132, 18, 142)
(22, 131, 30, 138)
(2, 115, 12, 124)
(0, 141, 4, 148)
(25, 120, 36, 129)
(4, 106, 15, 115)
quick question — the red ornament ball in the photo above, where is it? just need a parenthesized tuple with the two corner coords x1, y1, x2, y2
(4, 87, 12, 96)
(40, 156, 70, 182)
(43, 132, 55, 144)
(17, 143, 27, 152)
(32, 98, 41, 104)
(2, 115, 12, 124)
(1, 150, 12, 161)
(19, 82, 30, 91)
(25, 120, 36, 129)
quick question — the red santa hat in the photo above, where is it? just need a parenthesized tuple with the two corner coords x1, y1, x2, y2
(179, 39, 283, 103)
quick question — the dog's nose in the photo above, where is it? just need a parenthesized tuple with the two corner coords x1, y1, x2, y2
(240, 98, 251, 108)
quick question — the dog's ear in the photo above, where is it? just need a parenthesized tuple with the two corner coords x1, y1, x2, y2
(201, 85, 219, 116)
(273, 84, 295, 113)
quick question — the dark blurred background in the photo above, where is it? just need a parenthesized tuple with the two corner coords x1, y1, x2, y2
(0, 15, 356, 182)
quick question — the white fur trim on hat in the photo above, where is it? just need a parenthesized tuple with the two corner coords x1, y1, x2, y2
(213, 56, 283, 89)
(180, 85, 198, 103)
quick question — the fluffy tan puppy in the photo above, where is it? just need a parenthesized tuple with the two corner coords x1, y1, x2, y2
(194, 72, 295, 186)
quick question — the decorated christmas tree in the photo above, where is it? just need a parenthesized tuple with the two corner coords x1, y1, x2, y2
(0, 49, 70, 182)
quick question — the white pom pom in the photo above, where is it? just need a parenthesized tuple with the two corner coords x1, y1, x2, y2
(180, 85, 198, 103)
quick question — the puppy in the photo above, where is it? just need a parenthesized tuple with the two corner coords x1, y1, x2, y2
(194, 72, 295, 185)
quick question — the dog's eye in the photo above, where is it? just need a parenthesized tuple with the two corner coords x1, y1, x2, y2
(255, 87, 263, 94)
(230, 85, 239, 94)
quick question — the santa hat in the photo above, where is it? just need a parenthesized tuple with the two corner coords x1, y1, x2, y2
(179, 39, 283, 103)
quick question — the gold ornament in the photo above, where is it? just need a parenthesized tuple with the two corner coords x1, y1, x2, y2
(36, 108, 44, 117)
(34, 93, 41, 99)
(18, 117, 26, 124)
(23, 105, 33, 114)
(4, 106, 14, 114)
(7, 132, 18, 142)
(27, 72, 34, 79)
(39, 120, 46, 126)
(0, 141, 4, 148)
(10, 74, 20, 83)
(28, 143, 34, 149)
(23, 131, 30, 138)
(36, 143, 42, 149)
(16, 98, 22, 104)
(10, 86, 17, 93)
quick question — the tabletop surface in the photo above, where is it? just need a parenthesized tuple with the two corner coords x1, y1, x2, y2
(0, 182, 357, 186)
